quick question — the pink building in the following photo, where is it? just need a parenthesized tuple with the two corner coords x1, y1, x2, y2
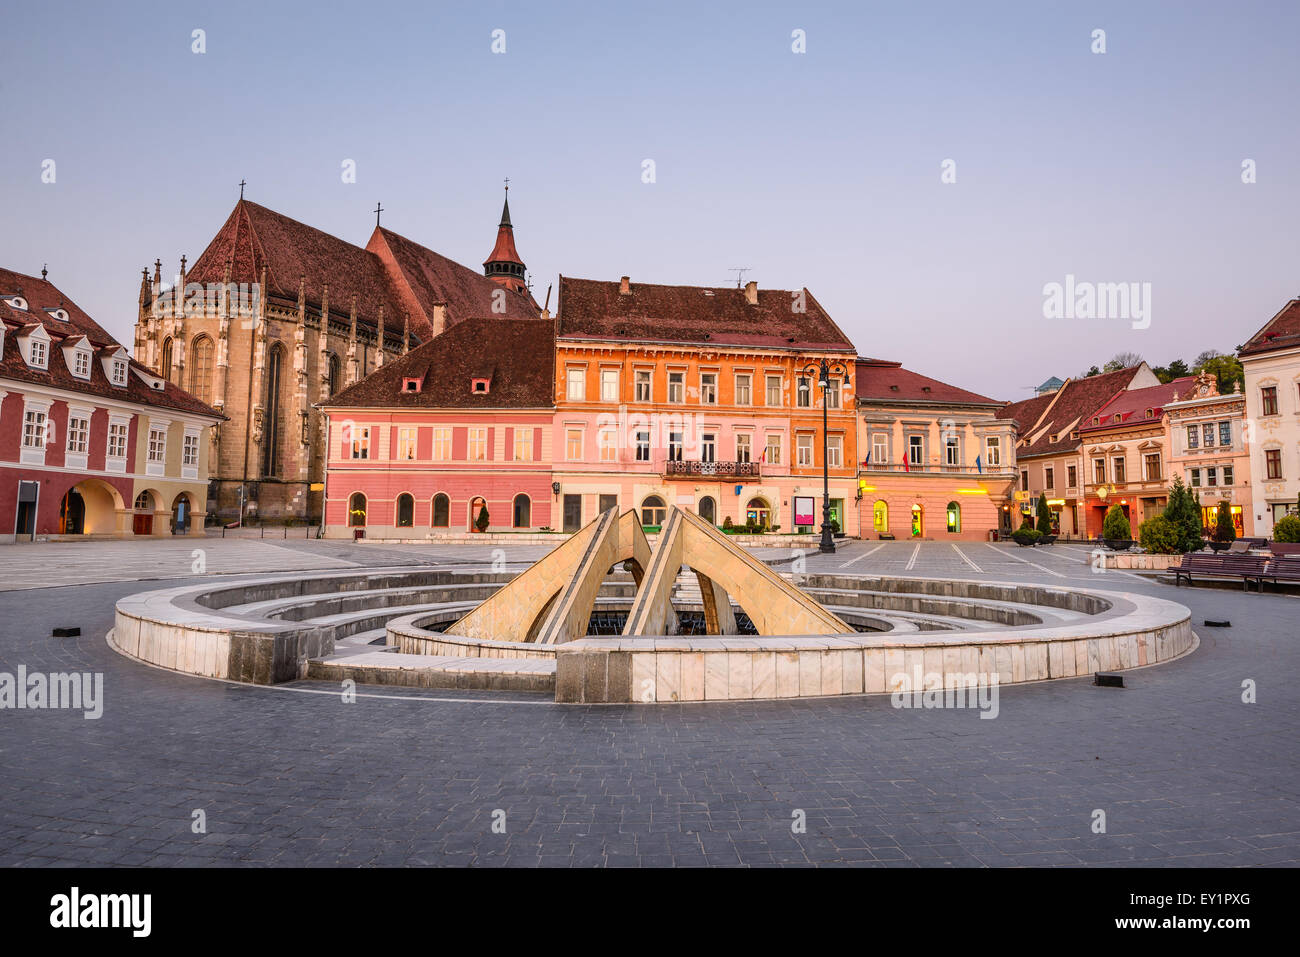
(320, 319, 555, 537)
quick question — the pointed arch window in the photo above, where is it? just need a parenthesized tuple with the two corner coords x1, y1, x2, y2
(189, 335, 214, 403)
(262, 344, 284, 477)
(160, 337, 174, 381)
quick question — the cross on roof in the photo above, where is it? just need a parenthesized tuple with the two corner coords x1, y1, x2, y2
(374, 202, 383, 227)
(239, 179, 246, 199)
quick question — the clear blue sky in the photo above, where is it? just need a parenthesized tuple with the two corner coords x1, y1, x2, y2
(3, 0, 1298, 400)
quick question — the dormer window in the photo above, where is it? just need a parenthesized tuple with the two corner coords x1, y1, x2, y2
(471, 376, 491, 394)
(30, 339, 47, 369)
(401, 377, 422, 393)
(45, 307, 69, 322)
(111, 358, 127, 386)
(1145, 408, 1153, 418)
(1092, 417, 1100, 426)
(19, 325, 51, 369)
(72, 349, 90, 378)
(4, 295, 28, 311)
(1113, 414, 1121, 423)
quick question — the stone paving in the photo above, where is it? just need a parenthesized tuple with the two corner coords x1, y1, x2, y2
(0, 539, 1297, 866)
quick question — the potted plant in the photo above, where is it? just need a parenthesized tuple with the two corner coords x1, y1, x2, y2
(1208, 500, 1235, 552)
(474, 504, 490, 533)
(1102, 504, 1132, 550)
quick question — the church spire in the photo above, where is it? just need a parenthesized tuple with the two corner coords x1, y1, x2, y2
(483, 181, 527, 295)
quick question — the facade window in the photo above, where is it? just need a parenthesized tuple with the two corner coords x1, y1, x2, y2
(985, 436, 1000, 467)
(190, 336, 214, 402)
(148, 427, 167, 463)
(667, 431, 684, 462)
(1021, 469, 1030, 492)
(111, 359, 127, 385)
(396, 493, 414, 528)
(30, 339, 47, 369)
(328, 354, 341, 397)
(635, 430, 650, 462)
(945, 436, 960, 466)
(641, 496, 666, 527)
(566, 428, 584, 461)
(433, 427, 452, 461)
(946, 501, 961, 534)
(1044, 467, 1054, 490)
(1223, 465, 1233, 486)
(566, 368, 585, 401)
(161, 337, 174, 380)
(514, 428, 534, 462)
(108, 422, 129, 458)
(827, 435, 842, 467)
(134, 491, 152, 512)
(1206, 467, 1218, 487)
(872, 434, 888, 464)
(468, 427, 487, 461)
(397, 427, 417, 460)
(667, 371, 685, 403)
(1190, 468, 1201, 487)
(797, 433, 813, 467)
(765, 434, 781, 465)
(1202, 423, 1216, 448)
(67, 416, 89, 454)
(1067, 464, 1078, 488)
(825, 378, 841, 410)
(701, 433, 716, 463)
(512, 494, 531, 528)
(1265, 448, 1282, 480)
(182, 433, 199, 467)
(635, 370, 652, 402)
(796, 377, 811, 408)
(348, 492, 366, 527)
(735, 373, 752, 406)
(700, 372, 717, 404)
(598, 427, 617, 462)
(600, 369, 619, 402)
(1187, 424, 1199, 449)
(22, 410, 46, 449)
(1144, 453, 1161, 482)
(1261, 386, 1279, 416)
(908, 435, 924, 466)
(766, 375, 782, 407)
(262, 345, 283, 477)
(72, 350, 90, 378)
(1113, 456, 1126, 484)
(1219, 420, 1232, 447)
(432, 494, 450, 527)
(350, 426, 370, 460)
(1093, 458, 1105, 484)
(736, 433, 751, 463)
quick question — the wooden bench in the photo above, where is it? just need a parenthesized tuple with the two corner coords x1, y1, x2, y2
(1269, 542, 1300, 557)
(1259, 556, 1300, 591)
(1169, 553, 1270, 591)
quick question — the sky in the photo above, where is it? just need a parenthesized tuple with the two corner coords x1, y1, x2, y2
(3, 0, 1299, 401)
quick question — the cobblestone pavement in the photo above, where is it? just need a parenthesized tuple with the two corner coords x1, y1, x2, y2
(0, 540, 1296, 867)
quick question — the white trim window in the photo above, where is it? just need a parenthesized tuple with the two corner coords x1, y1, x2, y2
(71, 349, 90, 379)
(700, 372, 717, 405)
(736, 432, 752, 463)
(566, 368, 586, 401)
(107, 421, 130, 460)
(600, 369, 619, 402)
(432, 427, 452, 461)
(468, 427, 487, 461)
(349, 426, 370, 460)
(182, 432, 200, 467)
(111, 358, 127, 385)
(514, 427, 534, 462)
(984, 436, 1001, 467)
(148, 427, 167, 464)
(735, 373, 752, 406)
(872, 434, 888, 464)
(396, 427, 418, 461)
(566, 427, 584, 462)
(634, 369, 652, 402)
(797, 433, 814, 466)
(766, 375, 783, 407)
(598, 427, 618, 463)
(67, 414, 89, 454)
(29, 339, 47, 369)
(22, 409, 46, 449)
(827, 434, 843, 467)
(765, 434, 782, 465)
(667, 371, 685, 404)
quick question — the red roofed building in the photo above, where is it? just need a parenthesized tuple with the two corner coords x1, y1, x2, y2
(1239, 298, 1300, 534)
(550, 275, 860, 534)
(1001, 363, 1160, 537)
(1, 267, 221, 541)
(133, 192, 539, 524)
(854, 358, 1018, 540)
(1076, 376, 1195, 536)
(319, 318, 555, 537)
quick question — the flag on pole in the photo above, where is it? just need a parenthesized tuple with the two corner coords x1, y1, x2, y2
(975, 454, 983, 474)
(902, 454, 910, 473)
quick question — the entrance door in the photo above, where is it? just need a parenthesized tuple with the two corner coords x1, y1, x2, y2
(910, 504, 923, 537)
(172, 496, 190, 534)
(59, 489, 86, 535)
(563, 494, 582, 532)
(133, 490, 154, 536)
(15, 481, 39, 540)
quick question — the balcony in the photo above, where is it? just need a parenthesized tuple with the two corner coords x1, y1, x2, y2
(862, 462, 1015, 476)
(665, 460, 761, 480)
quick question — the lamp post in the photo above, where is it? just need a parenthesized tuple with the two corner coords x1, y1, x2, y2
(802, 358, 847, 554)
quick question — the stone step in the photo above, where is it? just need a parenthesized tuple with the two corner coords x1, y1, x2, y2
(306, 651, 555, 693)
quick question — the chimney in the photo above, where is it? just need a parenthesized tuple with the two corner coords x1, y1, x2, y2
(619, 276, 630, 295)
(743, 280, 758, 305)
(432, 302, 447, 337)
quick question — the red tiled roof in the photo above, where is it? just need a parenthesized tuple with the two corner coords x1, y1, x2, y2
(1078, 377, 1196, 434)
(182, 200, 538, 344)
(368, 227, 537, 331)
(855, 357, 1001, 406)
(0, 267, 222, 418)
(1001, 365, 1145, 458)
(556, 277, 855, 352)
(322, 318, 555, 410)
(1239, 299, 1300, 357)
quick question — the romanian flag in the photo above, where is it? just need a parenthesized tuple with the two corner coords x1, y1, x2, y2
(975, 454, 983, 474)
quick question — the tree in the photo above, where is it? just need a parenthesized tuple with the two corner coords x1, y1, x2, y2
(474, 503, 490, 532)
(1139, 515, 1181, 554)
(1192, 351, 1244, 395)
(1036, 494, 1053, 534)
(1274, 515, 1300, 543)
(1103, 352, 1143, 373)
(1213, 501, 1236, 544)
(1085, 365, 1101, 377)
(1163, 474, 1204, 552)
(1103, 504, 1131, 541)
(1152, 358, 1190, 383)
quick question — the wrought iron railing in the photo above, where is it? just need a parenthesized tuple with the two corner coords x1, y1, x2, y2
(665, 460, 761, 478)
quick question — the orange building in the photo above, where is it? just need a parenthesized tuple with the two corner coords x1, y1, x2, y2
(1162, 372, 1253, 536)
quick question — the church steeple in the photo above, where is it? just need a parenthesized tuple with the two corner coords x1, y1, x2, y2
(483, 182, 527, 294)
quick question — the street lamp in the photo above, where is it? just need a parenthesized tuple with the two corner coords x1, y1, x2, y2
(802, 357, 848, 554)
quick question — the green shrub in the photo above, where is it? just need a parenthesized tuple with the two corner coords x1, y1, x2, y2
(1139, 514, 1181, 554)
(1274, 515, 1300, 543)
(1163, 475, 1203, 551)
(1212, 501, 1236, 543)
(1019, 513, 1034, 531)
(1012, 528, 1041, 546)
(722, 516, 733, 530)
(1102, 504, 1131, 541)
